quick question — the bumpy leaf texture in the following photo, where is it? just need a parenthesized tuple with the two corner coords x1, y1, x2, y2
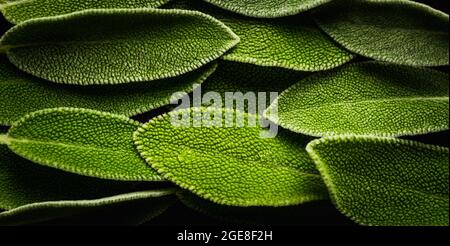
(313, 0, 449, 66)
(134, 107, 328, 207)
(266, 62, 449, 136)
(201, 61, 307, 112)
(0, 108, 161, 181)
(0, 8, 239, 84)
(202, 0, 331, 18)
(0, 57, 216, 125)
(0, 0, 171, 24)
(168, 0, 354, 71)
(307, 136, 449, 226)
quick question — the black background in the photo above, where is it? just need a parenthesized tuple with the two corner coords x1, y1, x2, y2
(0, 0, 448, 230)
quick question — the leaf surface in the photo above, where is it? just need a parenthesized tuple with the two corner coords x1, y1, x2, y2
(0, 57, 216, 125)
(266, 62, 449, 136)
(134, 107, 328, 207)
(169, 0, 353, 71)
(1, 108, 161, 181)
(1, 0, 170, 24)
(313, 0, 449, 66)
(202, 0, 331, 18)
(0, 8, 238, 84)
(306, 136, 449, 226)
(201, 61, 307, 112)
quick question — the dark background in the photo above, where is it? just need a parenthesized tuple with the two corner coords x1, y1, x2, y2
(0, 0, 448, 227)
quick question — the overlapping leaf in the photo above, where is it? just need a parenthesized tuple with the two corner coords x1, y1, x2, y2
(0, 145, 175, 225)
(0, 57, 216, 125)
(266, 62, 449, 136)
(202, 0, 331, 18)
(0, 8, 239, 84)
(0, 108, 161, 181)
(313, 0, 449, 66)
(169, 0, 354, 71)
(307, 136, 449, 226)
(201, 61, 307, 112)
(134, 107, 328, 207)
(0, 0, 171, 24)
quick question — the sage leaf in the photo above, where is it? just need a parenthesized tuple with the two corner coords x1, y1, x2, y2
(0, 145, 134, 210)
(202, 0, 331, 18)
(0, 145, 175, 225)
(0, 108, 161, 181)
(306, 136, 449, 226)
(0, 0, 171, 24)
(266, 62, 449, 137)
(134, 107, 328, 207)
(169, 0, 354, 71)
(0, 57, 216, 126)
(0, 8, 239, 85)
(202, 61, 308, 112)
(0, 191, 174, 226)
(313, 0, 449, 66)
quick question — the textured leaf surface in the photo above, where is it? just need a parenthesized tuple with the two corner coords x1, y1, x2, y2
(266, 62, 449, 137)
(134, 107, 328, 207)
(169, 0, 353, 71)
(313, 0, 449, 66)
(1, 108, 161, 181)
(307, 136, 449, 226)
(0, 189, 175, 225)
(0, 57, 216, 125)
(203, 0, 331, 18)
(202, 61, 307, 112)
(0, 8, 238, 84)
(0, 0, 171, 24)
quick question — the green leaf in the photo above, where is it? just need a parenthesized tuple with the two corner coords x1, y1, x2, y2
(0, 57, 216, 126)
(0, 0, 171, 24)
(202, 0, 331, 18)
(0, 8, 239, 85)
(168, 0, 354, 71)
(134, 107, 328, 207)
(1, 108, 161, 181)
(1, 189, 175, 225)
(313, 0, 449, 66)
(0, 145, 175, 225)
(0, 145, 133, 209)
(266, 62, 449, 137)
(306, 136, 449, 226)
(201, 61, 308, 112)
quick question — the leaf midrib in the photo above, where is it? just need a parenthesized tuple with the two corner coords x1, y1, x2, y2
(6, 136, 130, 154)
(282, 96, 449, 113)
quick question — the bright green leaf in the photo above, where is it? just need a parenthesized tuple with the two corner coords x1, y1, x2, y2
(201, 61, 308, 112)
(168, 0, 354, 71)
(306, 136, 449, 226)
(0, 0, 171, 24)
(202, 0, 331, 18)
(0, 8, 239, 84)
(266, 62, 449, 137)
(313, 0, 449, 66)
(1, 108, 161, 181)
(0, 57, 217, 126)
(134, 107, 328, 207)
